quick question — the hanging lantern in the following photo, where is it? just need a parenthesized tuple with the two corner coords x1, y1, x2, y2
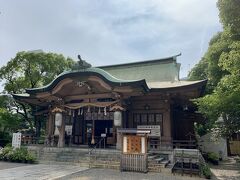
(114, 110, 122, 126)
(54, 126, 60, 135)
(104, 107, 107, 116)
(72, 110, 75, 117)
(55, 112, 62, 127)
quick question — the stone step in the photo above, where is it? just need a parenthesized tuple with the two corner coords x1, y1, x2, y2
(90, 161, 120, 165)
(148, 166, 172, 174)
(149, 160, 170, 168)
(90, 163, 120, 170)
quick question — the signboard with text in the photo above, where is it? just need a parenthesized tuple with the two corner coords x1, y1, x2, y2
(12, 132, 21, 149)
(137, 125, 161, 137)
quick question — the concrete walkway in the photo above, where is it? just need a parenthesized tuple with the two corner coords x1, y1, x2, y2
(0, 162, 31, 170)
(211, 157, 240, 180)
(61, 168, 203, 180)
(0, 162, 204, 180)
(0, 163, 88, 180)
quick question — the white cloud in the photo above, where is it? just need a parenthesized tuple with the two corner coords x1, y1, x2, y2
(0, 0, 221, 83)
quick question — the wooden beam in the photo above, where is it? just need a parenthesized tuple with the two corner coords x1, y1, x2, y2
(114, 86, 133, 93)
(64, 92, 119, 101)
(88, 76, 112, 91)
(36, 92, 51, 98)
(51, 78, 73, 95)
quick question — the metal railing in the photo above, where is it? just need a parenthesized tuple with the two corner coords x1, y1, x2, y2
(87, 137, 106, 168)
(88, 137, 106, 155)
(149, 139, 197, 151)
(172, 148, 203, 176)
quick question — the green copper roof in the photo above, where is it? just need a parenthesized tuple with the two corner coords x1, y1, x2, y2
(25, 67, 148, 94)
(98, 54, 181, 69)
(98, 54, 181, 82)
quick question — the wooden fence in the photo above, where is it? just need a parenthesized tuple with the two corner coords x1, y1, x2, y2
(120, 154, 148, 173)
(230, 141, 240, 155)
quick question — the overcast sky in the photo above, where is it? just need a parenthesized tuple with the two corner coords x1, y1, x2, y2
(0, 0, 221, 80)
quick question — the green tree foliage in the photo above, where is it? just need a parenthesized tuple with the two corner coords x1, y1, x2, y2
(189, 0, 240, 137)
(0, 51, 75, 93)
(217, 0, 240, 40)
(0, 51, 78, 132)
(189, 31, 231, 93)
(0, 108, 21, 133)
(0, 95, 22, 145)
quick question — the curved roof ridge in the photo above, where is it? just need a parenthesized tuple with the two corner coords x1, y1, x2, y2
(25, 67, 148, 94)
(97, 53, 181, 69)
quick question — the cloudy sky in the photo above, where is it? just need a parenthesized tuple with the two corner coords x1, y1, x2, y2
(0, 0, 221, 79)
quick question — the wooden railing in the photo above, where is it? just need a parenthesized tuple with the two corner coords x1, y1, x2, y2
(120, 154, 148, 173)
(21, 135, 45, 145)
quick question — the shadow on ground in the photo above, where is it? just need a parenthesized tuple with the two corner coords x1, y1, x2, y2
(211, 157, 240, 180)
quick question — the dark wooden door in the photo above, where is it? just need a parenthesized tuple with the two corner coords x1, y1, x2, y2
(73, 112, 84, 144)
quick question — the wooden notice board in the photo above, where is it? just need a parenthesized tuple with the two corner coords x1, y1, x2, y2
(126, 135, 141, 154)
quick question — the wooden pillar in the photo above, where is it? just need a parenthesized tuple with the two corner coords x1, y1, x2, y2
(116, 131, 122, 150)
(57, 116, 65, 148)
(45, 115, 50, 145)
(163, 107, 172, 142)
(91, 119, 95, 144)
(116, 111, 123, 150)
(45, 114, 54, 146)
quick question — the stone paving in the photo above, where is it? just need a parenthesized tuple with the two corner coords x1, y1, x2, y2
(0, 161, 31, 170)
(0, 163, 88, 180)
(210, 157, 240, 180)
(60, 168, 203, 180)
(0, 161, 203, 180)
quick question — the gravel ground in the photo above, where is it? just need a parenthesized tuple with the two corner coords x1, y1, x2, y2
(210, 157, 240, 180)
(59, 168, 203, 180)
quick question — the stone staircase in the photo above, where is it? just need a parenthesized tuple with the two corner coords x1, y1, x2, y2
(148, 153, 172, 173)
(27, 146, 172, 173)
(27, 146, 121, 169)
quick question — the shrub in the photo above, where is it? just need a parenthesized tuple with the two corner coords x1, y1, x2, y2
(0, 146, 37, 163)
(25, 153, 37, 163)
(200, 164, 212, 179)
(11, 147, 28, 162)
(207, 152, 219, 165)
(0, 146, 14, 161)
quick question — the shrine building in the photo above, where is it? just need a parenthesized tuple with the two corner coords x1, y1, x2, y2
(13, 54, 206, 151)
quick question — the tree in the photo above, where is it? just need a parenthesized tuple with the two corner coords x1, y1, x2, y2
(217, 0, 240, 40)
(189, 31, 231, 93)
(0, 51, 77, 133)
(0, 51, 75, 93)
(0, 95, 22, 146)
(189, 0, 240, 137)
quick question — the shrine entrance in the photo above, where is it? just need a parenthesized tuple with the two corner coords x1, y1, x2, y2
(70, 108, 116, 146)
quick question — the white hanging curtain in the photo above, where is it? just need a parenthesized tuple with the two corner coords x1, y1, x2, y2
(64, 100, 119, 110)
